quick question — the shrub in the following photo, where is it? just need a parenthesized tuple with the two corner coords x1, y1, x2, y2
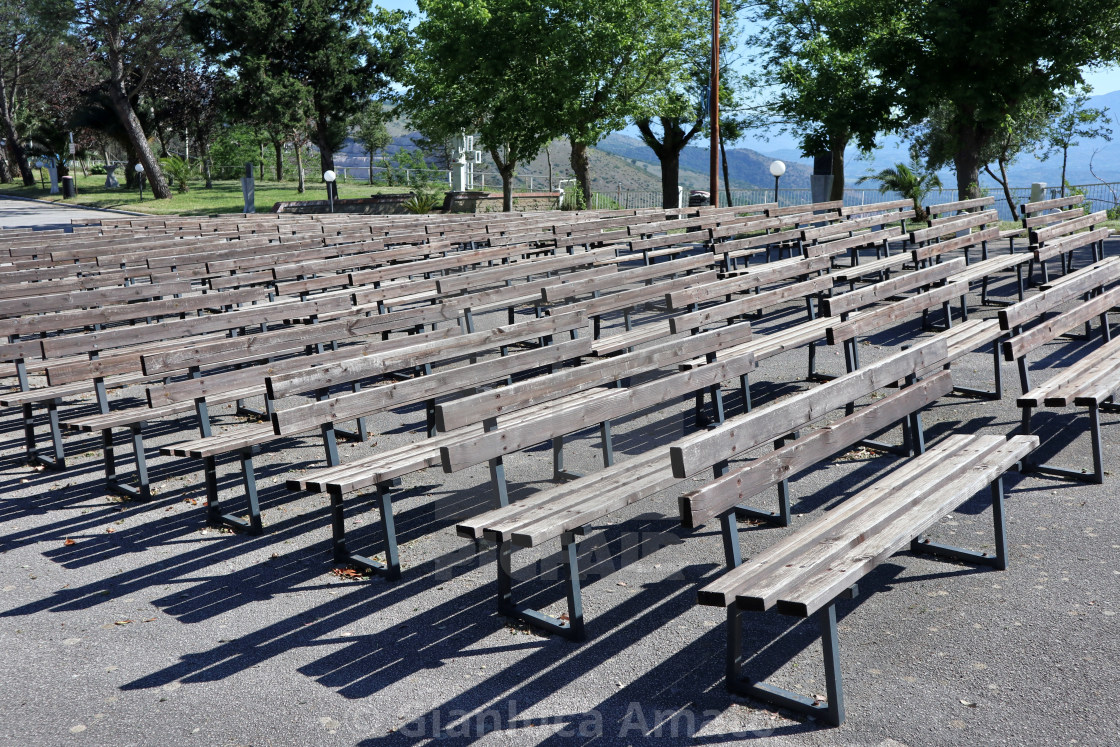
(90, 165, 106, 175)
(403, 182, 445, 214)
(160, 155, 192, 194)
(560, 182, 585, 210)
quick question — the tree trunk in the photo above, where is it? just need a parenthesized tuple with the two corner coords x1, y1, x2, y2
(829, 144, 847, 202)
(569, 138, 591, 209)
(258, 141, 265, 180)
(488, 145, 515, 212)
(2, 120, 34, 185)
(637, 116, 705, 210)
(107, 79, 171, 199)
(296, 146, 305, 193)
(0, 148, 10, 183)
(273, 138, 283, 181)
(953, 122, 983, 200)
(546, 146, 553, 192)
(316, 112, 335, 174)
(1061, 147, 1069, 196)
(985, 161, 1019, 221)
(720, 135, 732, 208)
(202, 141, 213, 189)
(0, 70, 33, 185)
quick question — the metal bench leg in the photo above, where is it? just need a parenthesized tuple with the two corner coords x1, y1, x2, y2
(208, 451, 263, 534)
(1020, 403, 1103, 484)
(912, 476, 1008, 567)
(733, 437, 793, 526)
(720, 511, 742, 567)
(330, 482, 402, 580)
(104, 425, 152, 501)
(496, 532, 585, 641)
(599, 420, 615, 467)
(552, 435, 582, 481)
(203, 456, 221, 524)
(726, 601, 847, 726)
(953, 338, 1004, 401)
(24, 399, 66, 469)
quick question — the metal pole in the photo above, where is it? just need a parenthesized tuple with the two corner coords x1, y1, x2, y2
(773, 175, 779, 204)
(709, 0, 720, 208)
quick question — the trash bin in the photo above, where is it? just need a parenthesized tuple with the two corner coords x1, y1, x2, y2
(61, 176, 76, 198)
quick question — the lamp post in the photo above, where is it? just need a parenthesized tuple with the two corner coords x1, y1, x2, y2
(769, 160, 786, 205)
(134, 163, 145, 201)
(323, 170, 336, 213)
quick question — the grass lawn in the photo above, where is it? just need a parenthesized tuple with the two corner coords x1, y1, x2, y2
(0, 173, 411, 216)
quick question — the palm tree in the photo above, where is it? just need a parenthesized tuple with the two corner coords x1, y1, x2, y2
(857, 162, 942, 222)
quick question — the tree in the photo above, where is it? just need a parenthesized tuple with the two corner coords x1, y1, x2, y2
(22, 40, 102, 178)
(749, 0, 900, 201)
(862, 0, 1120, 199)
(76, 0, 189, 199)
(0, 0, 71, 185)
(548, 0, 686, 204)
(634, 0, 736, 208)
(1041, 86, 1113, 196)
(191, 0, 410, 176)
(856, 162, 942, 222)
(353, 100, 391, 186)
(403, 0, 558, 211)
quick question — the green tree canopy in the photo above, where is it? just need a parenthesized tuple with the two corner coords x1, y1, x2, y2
(402, 0, 560, 210)
(190, 0, 410, 174)
(862, 0, 1120, 198)
(749, 0, 900, 200)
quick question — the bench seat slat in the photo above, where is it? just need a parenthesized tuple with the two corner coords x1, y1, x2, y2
(774, 435, 1038, 617)
(1014, 335, 1120, 406)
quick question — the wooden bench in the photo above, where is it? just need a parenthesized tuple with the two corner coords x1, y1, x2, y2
(998, 256, 1120, 482)
(1026, 208, 1110, 286)
(691, 431, 1037, 725)
(288, 322, 757, 579)
(457, 340, 951, 640)
(156, 311, 591, 535)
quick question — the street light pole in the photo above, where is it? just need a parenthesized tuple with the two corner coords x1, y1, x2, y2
(769, 160, 786, 205)
(323, 170, 336, 213)
(709, 0, 720, 208)
(135, 163, 145, 201)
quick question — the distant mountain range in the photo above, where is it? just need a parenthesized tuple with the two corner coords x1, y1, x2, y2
(730, 90, 1120, 189)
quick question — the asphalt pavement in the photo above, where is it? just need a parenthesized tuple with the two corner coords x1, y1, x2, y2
(0, 207, 1116, 746)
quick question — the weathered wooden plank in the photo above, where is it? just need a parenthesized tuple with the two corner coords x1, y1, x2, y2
(669, 338, 948, 478)
(1003, 283, 1120, 361)
(441, 350, 756, 473)
(695, 433, 984, 608)
(776, 436, 1037, 617)
(1021, 194, 1085, 215)
(1030, 210, 1106, 245)
(680, 371, 953, 529)
(822, 258, 965, 316)
(436, 320, 752, 432)
(909, 210, 997, 244)
(271, 336, 592, 435)
(666, 256, 830, 308)
(911, 227, 999, 263)
(669, 276, 830, 333)
(826, 280, 970, 344)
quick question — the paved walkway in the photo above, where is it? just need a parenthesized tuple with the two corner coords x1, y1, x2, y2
(0, 195, 139, 231)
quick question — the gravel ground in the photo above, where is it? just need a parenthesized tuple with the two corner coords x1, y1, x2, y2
(1, 230, 1118, 747)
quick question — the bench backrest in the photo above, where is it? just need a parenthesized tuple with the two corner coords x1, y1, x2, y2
(668, 338, 950, 478)
(679, 368, 954, 527)
(998, 257, 1120, 361)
